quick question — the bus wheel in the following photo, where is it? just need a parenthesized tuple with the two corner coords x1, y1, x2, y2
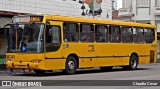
(63, 56, 77, 75)
(100, 66, 113, 71)
(34, 70, 46, 75)
(123, 55, 138, 70)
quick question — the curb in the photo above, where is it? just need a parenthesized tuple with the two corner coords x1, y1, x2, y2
(0, 64, 7, 70)
(157, 58, 160, 63)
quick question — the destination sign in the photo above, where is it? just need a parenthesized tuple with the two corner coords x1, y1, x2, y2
(13, 16, 43, 23)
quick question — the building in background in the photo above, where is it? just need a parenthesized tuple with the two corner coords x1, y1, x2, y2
(118, 0, 160, 58)
(112, 0, 118, 10)
(112, 0, 121, 21)
(118, 0, 132, 21)
(0, 0, 113, 19)
(112, 10, 121, 20)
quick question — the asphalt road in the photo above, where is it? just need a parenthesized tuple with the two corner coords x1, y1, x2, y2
(0, 63, 160, 89)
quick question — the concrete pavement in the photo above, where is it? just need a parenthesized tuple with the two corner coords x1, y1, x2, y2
(0, 63, 160, 89)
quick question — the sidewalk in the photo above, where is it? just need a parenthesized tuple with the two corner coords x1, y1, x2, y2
(0, 68, 26, 76)
(157, 58, 160, 63)
(0, 64, 7, 70)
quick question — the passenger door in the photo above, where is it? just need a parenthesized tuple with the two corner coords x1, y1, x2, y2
(45, 21, 65, 69)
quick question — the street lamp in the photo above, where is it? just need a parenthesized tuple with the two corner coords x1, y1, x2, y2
(79, 0, 86, 16)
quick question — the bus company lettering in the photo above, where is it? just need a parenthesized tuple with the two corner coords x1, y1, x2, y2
(7, 55, 15, 59)
(30, 17, 41, 22)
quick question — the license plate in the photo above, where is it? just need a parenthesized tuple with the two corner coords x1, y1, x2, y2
(19, 65, 25, 68)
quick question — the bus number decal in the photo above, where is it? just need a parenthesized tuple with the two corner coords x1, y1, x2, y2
(7, 55, 15, 59)
(88, 45, 95, 52)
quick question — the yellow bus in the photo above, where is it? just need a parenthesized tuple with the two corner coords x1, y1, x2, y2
(5, 15, 157, 75)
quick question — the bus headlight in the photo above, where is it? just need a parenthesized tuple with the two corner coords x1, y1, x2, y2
(7, 59, 12, 62)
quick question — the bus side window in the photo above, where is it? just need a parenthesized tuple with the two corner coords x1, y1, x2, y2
(109, 25, 121, 43)
(134, 27, 144, 43)
(46, 25, 61, 52)
(95, 25, 107, 42)
(63, 23, 79, 42)
(145, 28, 155, 43)
(122, 27, 133, 43)
(80, 24, 94, 42)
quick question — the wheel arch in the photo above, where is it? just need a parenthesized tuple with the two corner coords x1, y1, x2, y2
(67, 53, 79, 68)
(131, 52, 139, 63)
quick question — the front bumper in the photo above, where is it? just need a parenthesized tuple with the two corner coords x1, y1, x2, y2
(6, 62, 44, 70)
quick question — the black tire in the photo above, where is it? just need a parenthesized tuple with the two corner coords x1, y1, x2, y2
(63, 56, 77, 75)
(34, 70, 46, 75)
(100, 66, 113, 71)
(123, 55, 138, 70)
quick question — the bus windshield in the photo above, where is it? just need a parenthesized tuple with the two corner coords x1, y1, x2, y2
(7, 23, 44, 53)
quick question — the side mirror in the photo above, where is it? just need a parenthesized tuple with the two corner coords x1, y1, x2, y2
(46, 22, 50, 31)
(46, 21, 50, 25)
(4, 24, 10, 28)
(46, 22, 50, 27)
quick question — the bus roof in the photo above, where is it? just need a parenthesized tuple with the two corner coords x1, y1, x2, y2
(14, 14, 156, 29)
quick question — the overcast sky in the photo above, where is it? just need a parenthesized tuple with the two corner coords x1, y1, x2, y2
(117, 0, 122, 9)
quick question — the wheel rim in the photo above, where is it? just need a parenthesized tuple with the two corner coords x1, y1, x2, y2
(131, 57, 137, 68)
(68, 61, 75, 70)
